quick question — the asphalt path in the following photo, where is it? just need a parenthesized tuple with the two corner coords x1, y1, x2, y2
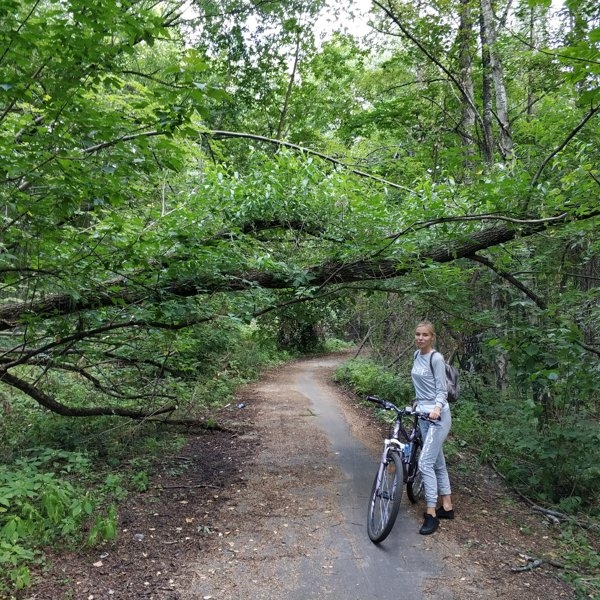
(289, 356, 453, 600)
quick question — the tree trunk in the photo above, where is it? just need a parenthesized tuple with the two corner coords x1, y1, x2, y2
(479, 11, 495, 165)
(276, 30, 301, 140)
(457, 0, 477, 166)
(527, 7, 536, 120)
(479, 0, 514, 162)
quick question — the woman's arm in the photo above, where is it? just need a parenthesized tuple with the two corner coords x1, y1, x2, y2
(431, 352, 448, 410)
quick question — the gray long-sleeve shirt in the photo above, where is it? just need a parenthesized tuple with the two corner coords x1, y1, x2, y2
(411, 350, 449, 412)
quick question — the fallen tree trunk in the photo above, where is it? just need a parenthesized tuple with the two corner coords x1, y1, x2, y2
(1, 209, 596, 330)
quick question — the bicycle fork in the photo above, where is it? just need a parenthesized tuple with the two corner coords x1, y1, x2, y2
(376, 438, 408, 489)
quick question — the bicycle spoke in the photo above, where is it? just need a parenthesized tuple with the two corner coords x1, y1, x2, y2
(367, 451, 403, 543)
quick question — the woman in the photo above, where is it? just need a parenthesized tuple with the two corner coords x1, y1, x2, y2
(411, 320, 454, 535)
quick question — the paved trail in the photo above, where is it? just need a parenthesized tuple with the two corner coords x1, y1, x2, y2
(291, 357, 453, 599)
(182, 355, 459, 600)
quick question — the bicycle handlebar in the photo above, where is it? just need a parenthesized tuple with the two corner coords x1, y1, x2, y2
(365, 395, 432, 419)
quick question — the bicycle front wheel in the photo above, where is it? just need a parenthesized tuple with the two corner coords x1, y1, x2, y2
(406, 443, 424, 503)
(366, 450, 403, 543)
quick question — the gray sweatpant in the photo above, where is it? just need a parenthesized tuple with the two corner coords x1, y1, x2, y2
(418, 410, 452, 508)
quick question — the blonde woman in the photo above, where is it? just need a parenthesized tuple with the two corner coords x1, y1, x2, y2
(411, 321, 454, 535)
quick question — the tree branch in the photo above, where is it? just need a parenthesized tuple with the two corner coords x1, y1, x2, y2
(467, 253, 547, 309)
(1, 317, 214, 367)
(531, 105, 600, 188)
(23, 358, 180, 401)
(207, 130, 417, 193)
(0, 370, 176, 419)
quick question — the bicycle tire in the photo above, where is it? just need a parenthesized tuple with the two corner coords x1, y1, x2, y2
(406, 443, 424, 503)
(366, 450, 403, 543)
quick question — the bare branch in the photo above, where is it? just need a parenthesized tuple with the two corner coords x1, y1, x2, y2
(83, 130, 162, 154)
(532, 105, 600, 188)
(0, 370, 176, 419)
(468, 253, 547, 309)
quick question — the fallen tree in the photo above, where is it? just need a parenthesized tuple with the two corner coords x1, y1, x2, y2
(0, 209, 590, 330)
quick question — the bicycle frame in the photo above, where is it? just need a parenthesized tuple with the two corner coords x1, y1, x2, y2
(369, 396, 422, 482)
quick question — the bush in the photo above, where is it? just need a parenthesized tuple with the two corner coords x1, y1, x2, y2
(0, 450, 115, 594)
(512, 415, 600, 510)
(321, 338, 354, 353)
(334, 358, 411, 402)
(450, 396, 600, 513)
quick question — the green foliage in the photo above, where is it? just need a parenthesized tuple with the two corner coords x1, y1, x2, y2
(511, 416, 600, 509)
(4, 409, 175, 465)
(87, 504, 118, 547)
(450, 395, 600, 513)
(0, 451, 106, 593)
(0, 1, 599, 594)
(131, 471, 150, 493)
(488, 317, 600, 421)
(321, 338, 354, 352)
(333, 358, 410, 403)
(101, 473, 129, 502)
(558, 525, 600, 599)
(448, 398, 491, 450)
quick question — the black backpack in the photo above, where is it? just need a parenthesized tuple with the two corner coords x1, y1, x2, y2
(429, 351, 460, 403)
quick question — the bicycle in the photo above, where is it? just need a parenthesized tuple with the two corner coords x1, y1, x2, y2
(365, 395, 432, 543)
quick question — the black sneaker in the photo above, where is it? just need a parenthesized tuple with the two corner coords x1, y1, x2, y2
(419, 514, 439, 535)
(436, 506, 455, 520)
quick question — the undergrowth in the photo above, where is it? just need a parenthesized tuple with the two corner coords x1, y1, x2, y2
(0, 449, 116, 594)
(0, 417, 188, 596)
(0, 323, 291, 596)
(333, 357, 412, 402)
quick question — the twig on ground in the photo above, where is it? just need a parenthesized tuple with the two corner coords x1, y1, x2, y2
(512, 553, 543, 572)
(530, 505, 567, 524)
(160, 483, 220, 489)
(511, 552, 565, 573)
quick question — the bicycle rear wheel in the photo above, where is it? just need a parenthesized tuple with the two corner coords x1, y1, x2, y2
(366, 450, 403, 543)
(406, 443, 424, 503)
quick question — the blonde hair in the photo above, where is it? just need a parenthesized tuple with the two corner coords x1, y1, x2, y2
(415, 320, 436, 340)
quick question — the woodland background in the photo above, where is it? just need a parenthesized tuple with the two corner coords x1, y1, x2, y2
(0, 0, 598, 596)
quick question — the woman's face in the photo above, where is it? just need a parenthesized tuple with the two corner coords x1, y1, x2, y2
(415, 326, 434, 352)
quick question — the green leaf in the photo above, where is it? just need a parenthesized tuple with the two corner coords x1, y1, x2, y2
(588, 27, 600, 43)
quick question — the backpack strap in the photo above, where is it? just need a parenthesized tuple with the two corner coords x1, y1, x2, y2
(429, 350, 438, 376)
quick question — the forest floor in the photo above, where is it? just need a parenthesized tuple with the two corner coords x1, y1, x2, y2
(19, 353, 586, 600)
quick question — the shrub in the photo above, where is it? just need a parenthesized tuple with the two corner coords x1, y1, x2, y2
(0, 450, 112, 594)
(334, 358, 411, 402)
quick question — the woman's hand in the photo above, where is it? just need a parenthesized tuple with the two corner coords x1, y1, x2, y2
(429, 406, 441, 420)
